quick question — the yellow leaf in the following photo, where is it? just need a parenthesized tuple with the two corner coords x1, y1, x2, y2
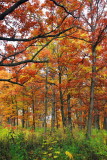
(54, 151, 60, 154)
(53, 156, 58, 158)
(65, 151, 74, 159)
(48, 153, 52, 157)
(96, 45, 102, 51)
(43, 152, 48, 154)
(48, 147, 53, 150)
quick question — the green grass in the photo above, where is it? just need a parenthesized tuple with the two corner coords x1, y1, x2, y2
(0, 126, 107, 160)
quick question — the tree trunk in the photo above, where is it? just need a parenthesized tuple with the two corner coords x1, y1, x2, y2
(7, 117, 11, 124)
(22, 108, 25, 128)
(32, 99, 36, 130)
(103, 117, 107, 130)
(16, 107, 18, 127)
(58, 66, 66, 127)
(67, 93, 72, 130)
(51, 84, 56, 132)
(15, 96, 18, 127)
(78, 99, 85, 129)
(86, 46, 96, 138)
(11, 95, 16, 126)
(94, 115, 100, 129)
(44, 62, 48, 133)
(56, 110, 59, 129)
(25, 107, 29, 129)
(94, 108, 100, 129)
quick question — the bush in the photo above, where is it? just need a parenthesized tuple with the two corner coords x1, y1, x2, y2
(0, 127, 107, 160)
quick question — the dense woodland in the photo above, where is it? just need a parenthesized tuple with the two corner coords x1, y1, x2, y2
(0, 0, 107, 139)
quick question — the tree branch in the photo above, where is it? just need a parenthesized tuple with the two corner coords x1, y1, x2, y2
(31, 37, 56, 60)
(0, 26, 75, 41)
(68, 36, 92, 43)
(0, 0, 28, 20)
(49, 0, 80, 18)
(0, 79, 23, 86)
(0, 60, 48, 67)
(94, 25, 107, 47)
(0, 40, 37, 63)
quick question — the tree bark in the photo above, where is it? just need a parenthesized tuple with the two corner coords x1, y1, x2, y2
(94, 108, 100, 129)
(67, 93, 72, 130)
(86, 46, 96, 138)
(44, 62, 48, 133)
(32, 99, 36, 130)
(58, 66, 66, 127)
(103, 117, 107, 130)
(94, 115, 100, 129)
(14, 96, 18, 127)
(22, 108, 25, 128)
(51, 84, 56, 131)
(0, 0, 28, 20)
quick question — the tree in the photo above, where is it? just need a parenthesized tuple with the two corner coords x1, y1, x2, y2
(80, 0, 107, 138)
(0, 0, 83, 85)
(0, 0, 107, 137)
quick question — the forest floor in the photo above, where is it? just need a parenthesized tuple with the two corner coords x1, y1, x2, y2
(0, 126, 107, 160)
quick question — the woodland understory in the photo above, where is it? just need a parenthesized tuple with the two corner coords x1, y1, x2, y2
(0, 0, 107, 159)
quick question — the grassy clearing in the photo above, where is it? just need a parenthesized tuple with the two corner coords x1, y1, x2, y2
(0, 126, 107, 160)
